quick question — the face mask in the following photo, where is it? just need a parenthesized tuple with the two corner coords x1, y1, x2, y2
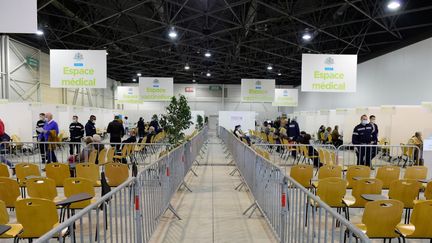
(73, 119, 77, 123)
(92, 120, 96, 124)
(44, 118, 48, 122)
(361, 120, 368, 125)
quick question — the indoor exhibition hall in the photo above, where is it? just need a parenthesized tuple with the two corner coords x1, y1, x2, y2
(1, 0, 432, 242)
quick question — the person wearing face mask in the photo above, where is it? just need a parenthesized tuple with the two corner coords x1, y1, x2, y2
(233, 125, 251, 146)
(369, 115, 379, 161)
(38, 113, 59, 163)
(85, 115, 97, 137)
(69, 115, 84, 155)
(352, 114, 374, 166)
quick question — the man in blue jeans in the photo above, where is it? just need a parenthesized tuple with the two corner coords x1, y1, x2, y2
(38, 113, 59, 163)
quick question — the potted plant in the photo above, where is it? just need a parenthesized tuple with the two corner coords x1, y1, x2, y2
(160, 95, 192, 148)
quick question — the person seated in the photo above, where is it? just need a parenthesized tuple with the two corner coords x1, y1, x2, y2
(317, 125, 325, 143)
(92, 134, 104, 164)
(331, 125, 343, 147)
(407, 132, 423, 164)
(144, 126, 156, 144)
(69, 137, 94, 167)
(297, 131, 321, 168)
(122, 129, 137, 143)
(233, 125, 251, 146)
(323, 127, 332, 144)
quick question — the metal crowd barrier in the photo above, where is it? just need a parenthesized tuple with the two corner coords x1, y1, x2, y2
(35, 127, 208, 243)
(219, 127, 370, 243)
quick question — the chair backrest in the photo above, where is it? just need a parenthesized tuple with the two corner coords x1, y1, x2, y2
(318, 165, 342, 180)
(346, 165, 371, 188)
(425, 181, 432, 200)
(404, 166, 428, 180)
(63, 177, 95, 209)
(88, 149, 98, 164)
(388, 179, 421, 208)
(0, 163, 9, 177)
(409, 200, 432, 237)
(26, 177, 58, 201)
(127, 144, 135, 155)
(351, 178, 383, 207)
(76, 163, 100, 186)
(316, 177, 347, 207)
(105, 163, 129, 186)
(15, 198, 59, 238)
(0, 177, 20, 207)
(290, 164, 313, 188)
(362, 199, 404, 238)
(98, 148, 107, 164)
(106, 147, 115, 163)
(15, 163, 41, 182)
(317, 149, 326, 164)
(45, 163, 70, 187)
(324, 151, 336, 165)
(0, 200, 9, 224)
(376, 165, 400, 189)
(120, 145, 129, 156)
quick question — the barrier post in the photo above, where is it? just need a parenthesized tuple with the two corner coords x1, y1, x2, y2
(280, 177, 288, 243)
(134, 180, 143, 243)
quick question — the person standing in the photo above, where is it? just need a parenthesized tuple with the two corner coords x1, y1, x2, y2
(36, 113, 46, 163)
(352, 115, 374, 167)
(107, 115, 124, 150)
(287, 117, 300, 141)
(369, 115, 379, 160)
(123, 116, 129, 135)
(408, 132, 423, 164)
(38, 113, 59, 163)
(137, 117, 145, 138)
(85, 115, 97, 137)
(69, 115, 84, 155)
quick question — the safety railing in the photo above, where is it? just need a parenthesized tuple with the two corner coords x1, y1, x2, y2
(35, 127, 208, 243)
(219, 127, 370, 243)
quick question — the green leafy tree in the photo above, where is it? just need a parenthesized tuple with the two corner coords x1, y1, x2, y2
(160, 95, 192, 147)
(196, 115, 203, 129)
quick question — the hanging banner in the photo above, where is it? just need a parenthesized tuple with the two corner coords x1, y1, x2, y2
(0, 0, 37, 33)
(117, 86, 142, 104)
(272, 89, 298, 107)
(50, 50, 107, 88)
(301, 54, 357, 92)
(139, 77, 173, 101)
(241, 79, 275, 102)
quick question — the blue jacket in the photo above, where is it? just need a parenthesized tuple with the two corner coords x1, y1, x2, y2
(287, 121, 300, 140)
(85, 120, 96, 137)
(38, 120, 59, 141)
(352, 123, 373, 145)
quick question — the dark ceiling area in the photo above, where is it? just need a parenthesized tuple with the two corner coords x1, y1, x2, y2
(10, 0, 432, 85)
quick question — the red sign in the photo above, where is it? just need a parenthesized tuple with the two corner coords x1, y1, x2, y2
(185, 87, 194, 93)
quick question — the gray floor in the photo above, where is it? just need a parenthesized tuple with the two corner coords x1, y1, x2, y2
(149, 135, 278, 243)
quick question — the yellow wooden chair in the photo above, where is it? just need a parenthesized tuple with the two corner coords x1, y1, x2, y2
(113, 144, 131, 163)
(396, 200, 432, 241)
(15, 163, 41, 187)
(0, 200, 23, 241)
(45, 163, 70, 187)
(315, 177, 347, 214)
(424, 181, 432, 200)
(88, 149, 98, 164)
(290, 164, 313, 188)
(26, 177, 62, 202)
(404, 166, 427, 180)
(105, 163, 129, 187)
(345, 165, 371, 189)
(0, 177, 21, 208)
(388, 179, 422, 223)
(312, 165, 342, 188)
(106, 147, 115, 163)
(343, 178, 383, 219)
(15, 198, 67, 241)
(76, 163, 101, 187)
(0, 163, 10, 177)
(354, 199, 403, 240)
(376, 165, 400, 189)
(63, 177, 96, 209)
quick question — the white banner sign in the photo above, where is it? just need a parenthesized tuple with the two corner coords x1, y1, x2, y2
(139, 77, 174, 101)
(241, 79, 275, 102)
(0, 0, 37, 33)
(50, 50, 107, 88)
(301, 54, 357, 92)
(272, 89, 298, 107)
(117, 86, 142, 104)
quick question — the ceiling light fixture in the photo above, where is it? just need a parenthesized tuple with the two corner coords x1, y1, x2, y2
(302, 33, 312, 40)
(192, 79, 196, 83)
(278, 72, 281, 76)
(168, 27, 177, 39)
(36, 30, 44, 35)
(184, 64, 190, 70)
(267, 65, 273, 70)
(137, 73, 142, 77)
(206, 71, 211, 77)
(387, 0, 401, 10)
(204, 51, 211, 58)
(132, 78, 137, 82)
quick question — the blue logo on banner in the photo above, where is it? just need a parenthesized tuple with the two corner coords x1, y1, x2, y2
(324, 57, 334, 71)
(255, 80, 262, 89)
(152, 79, 160, 88)
(73, 52, 84, 67)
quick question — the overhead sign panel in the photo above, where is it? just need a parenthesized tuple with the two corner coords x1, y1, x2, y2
(139, 77, 173, 101)
(301, 54, 357, 92)
(241, 79, 275, 102)
(272, 89, 298, 107)
(0, 0, 37, 33)
(117, 86, 142, 104)
(50, 50, 107, 88)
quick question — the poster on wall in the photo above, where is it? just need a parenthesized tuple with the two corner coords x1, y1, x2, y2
(241, 79, 275, 102)
(139, 77, 173, 101)
(301, 54, 357, 92)
(0, 0, 37, 33)
(272, 89, 298, 107)
(117, 86, 142, 104)
(50, 50, 107, 88)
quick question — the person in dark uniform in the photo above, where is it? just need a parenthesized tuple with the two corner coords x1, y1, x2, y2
(352, 115, 374, 167)
(69, 115, 84, 155)
(36, 113, 46, 163)
(287, 117, 300, 141)
(369, 115, 379, 160)
(85, 115, 97, 137)
(137, 117, 145, 138)
(107, 115, 124, 150)
(150, 115, 160, 133)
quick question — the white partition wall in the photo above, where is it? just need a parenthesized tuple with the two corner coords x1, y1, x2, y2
(218, 111, 256, 132)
